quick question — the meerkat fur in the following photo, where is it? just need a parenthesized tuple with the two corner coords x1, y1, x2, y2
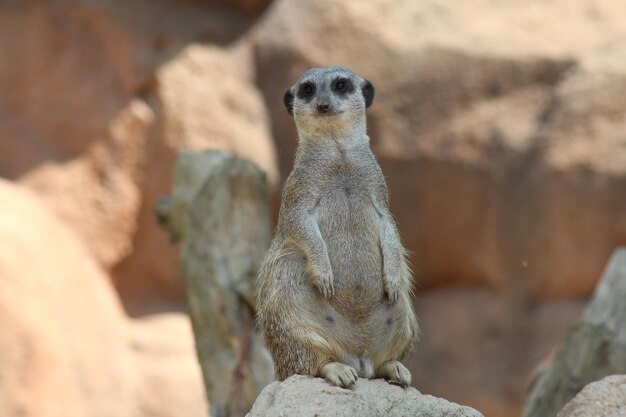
(257, 66, 419, 388)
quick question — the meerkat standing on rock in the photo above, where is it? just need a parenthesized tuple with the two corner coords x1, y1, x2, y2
(257, 66, 419, 388)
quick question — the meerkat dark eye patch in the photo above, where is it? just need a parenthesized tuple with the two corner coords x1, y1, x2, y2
(332, 78, 354, 94)
(297, 81, 316, 100)
(283, 89, 295, 115)
(362, 79, 375, 108)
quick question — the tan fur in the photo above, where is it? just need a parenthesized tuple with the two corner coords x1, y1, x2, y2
(257, 66, 419, 387)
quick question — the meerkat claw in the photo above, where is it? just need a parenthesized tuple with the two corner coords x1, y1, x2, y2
(378, 360, 411, 387)
(321, 362, 358, 388)
(383, 275, 399, 303)
(316, 270, 335, 298)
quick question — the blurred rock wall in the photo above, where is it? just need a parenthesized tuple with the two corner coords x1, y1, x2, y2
(1, 1, 626, 416)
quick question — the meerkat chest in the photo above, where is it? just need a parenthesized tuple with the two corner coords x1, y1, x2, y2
(315, 160, 385, 302)
(318, 162, 375, 211)
(314, 159, 382, 240)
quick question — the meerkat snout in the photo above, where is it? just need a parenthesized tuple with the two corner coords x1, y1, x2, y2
(317, 102, 331, 113)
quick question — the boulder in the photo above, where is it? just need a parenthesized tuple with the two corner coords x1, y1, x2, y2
(129, 313, 208, 417)
(556, 375, 626, 417)
(0, 179, 132, 417)
(523, 248, 626, 417)
(246, 375, 484, 417)
(408, 289, 585, 417)
(0, 178, 209, 417)
(114, 42, 278, 312)
(250, 2, 626, 415)
(157, 150, 274, 417)
(251, 0, 626, 298)
(0, 0, 279, 312)
(20, 99, 153, 270)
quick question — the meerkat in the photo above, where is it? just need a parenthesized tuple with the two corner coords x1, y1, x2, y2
(256, 66, 419, 388)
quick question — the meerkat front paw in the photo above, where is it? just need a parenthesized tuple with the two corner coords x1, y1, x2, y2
(321, 362, 358, 388)
(309, 263, 335, 298)
(377, 360, 411, 387)
(383, 273, 399, 303)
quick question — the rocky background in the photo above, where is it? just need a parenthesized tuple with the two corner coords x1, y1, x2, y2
(1, 1, 626, 417)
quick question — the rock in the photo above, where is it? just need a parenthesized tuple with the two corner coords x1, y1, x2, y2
(0, 179, 132, 417)
(522, 248, 626, 417)
(407, 289, 585, 417)
(251, 0, 626, 298)
(176, 0, 272, 15)
(157, 150, 274, 417)
(155, 44, 278, 186)
(556, 375, 626, 417)
(0, 2, 158, 273)
(0, 178, 208, 417)
(0, 1, 279, 312)
(129, 313, 208, 417)
(246, 375, 484, 417)
(20, 99, 153, 270)
(113, 42, 278, 312)
(3, 1, 626, 416)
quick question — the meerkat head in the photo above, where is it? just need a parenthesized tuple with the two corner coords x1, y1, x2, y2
(283, 66, 375, 137)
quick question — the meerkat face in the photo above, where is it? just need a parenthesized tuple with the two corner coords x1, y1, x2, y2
(283, 66, 374, 135)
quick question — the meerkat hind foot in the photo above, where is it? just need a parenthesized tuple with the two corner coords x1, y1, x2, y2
(377, 360, 411, 387)
(320, 362, 358, 388)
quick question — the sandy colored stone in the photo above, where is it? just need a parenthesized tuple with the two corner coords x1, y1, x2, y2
(20, 99, 153, 269)
(114, 43, 278, 312)
(523, 248, 626, 417)
(0, 1, 279, 311)
(129, 313, 208, 417)
(156, 44, 277, 185)
(157, 150, 274, 417)
(407, 289, 585, 417)
(252, 0, 626, 298)
(557, 375, 626, 417)
(0, 179, 133, 417)
(246, 375, 484, 417)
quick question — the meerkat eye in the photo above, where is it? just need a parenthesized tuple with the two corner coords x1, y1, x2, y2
(333, 78, 352, 94)
(297, 82, 316, 99)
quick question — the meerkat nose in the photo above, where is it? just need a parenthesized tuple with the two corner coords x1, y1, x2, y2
(317, 103, 330, 113)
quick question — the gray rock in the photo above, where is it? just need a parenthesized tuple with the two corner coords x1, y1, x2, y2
(557, 375, 626, 417)
(246, 375, 484, 417)
(157, 150, 274, 417)
(523, 248, 626, 417)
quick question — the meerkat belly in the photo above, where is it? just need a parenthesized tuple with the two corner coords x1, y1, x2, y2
(316, 183, 384, 318)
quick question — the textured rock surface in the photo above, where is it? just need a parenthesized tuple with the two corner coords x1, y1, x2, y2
(0, 180, 132, 417)
(248, 5, 626, 412)
(157, 150, 274, 417)
(0, 0, 278, 311)
(523, 248, 626, 417)
(252, 0, 626, 297)
(556, 375, 626, 417)
(129, 313, 208, 417)
(0, 179, 207, 417)
(246, 375, 484, 417)
(408, 289, 585, 417)
(2, 1, 626, 417)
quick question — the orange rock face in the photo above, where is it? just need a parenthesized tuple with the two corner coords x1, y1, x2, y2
(0, 181, 207, 417)
(0, 1, 278, 311)
(0, 180, 131, 417)
(251, 0, 626, 298)
(2, 0, 626, 416)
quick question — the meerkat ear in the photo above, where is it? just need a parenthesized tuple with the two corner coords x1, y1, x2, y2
(362, 80, 375, 108)
(283, 89, 295, 115)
